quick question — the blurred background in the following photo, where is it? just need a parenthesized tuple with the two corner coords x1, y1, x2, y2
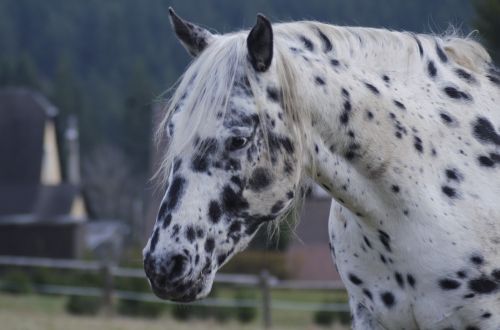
(0, 0, 498, 329)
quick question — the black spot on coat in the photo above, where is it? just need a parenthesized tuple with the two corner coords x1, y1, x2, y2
(267, 86, 281, 103)
(248, 167, 273, 192)
(378, 230, 392, 252)
(380, 292, 395, 308)
(162, 214, 172, 229)
(268, 133, 295, 155)
(439, 112, 455, 126)
(348, 273, 363, 285)
(149, 227, 160, 252)
(300, 35, 314, 51)
(393, 100, 406, 110)
(442, 185, 457, 198)
(436, 44, 448, 63)
(472, 117, 500, 146)
(407, 274, 416, 288)
(192, 138, 218, 172)
(208, 201, 222, 224)
(217, 253, 228, 266)
(364, 82, 379, 95)
(173, 158, 182, 173)
(428, 60, 437, 77)
(414, 136, 423, 153)
(271, 200, 284, 214)
(363, 236, 372, 249)
(468, 276, 498, 294)
(204, 238, 215, 253)
(316, 28, 332, 52)
(221, 186, 249, 214)
(315, 76, 326, 85)
(166, 176, 186, 212)
(186, 226, 196, 243)
(477, 153, 500, 167)
(445, 168, 462, 182)
(395, 272, 404, 288)
(439, 278, 461, 290)
(470, 254, 484, 265)
(443, 86, 471, 101)
(455, 68, 475, 83)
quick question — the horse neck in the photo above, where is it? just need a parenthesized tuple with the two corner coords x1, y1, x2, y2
(285, 28, 424, 223)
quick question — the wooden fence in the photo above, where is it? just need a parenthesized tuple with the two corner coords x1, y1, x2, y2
(0, 255, 348, 329)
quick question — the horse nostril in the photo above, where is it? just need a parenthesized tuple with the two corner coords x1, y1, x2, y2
(143, 252, 189, 290)
(143, 253, 157, 280)
(165, 254, 188, 281)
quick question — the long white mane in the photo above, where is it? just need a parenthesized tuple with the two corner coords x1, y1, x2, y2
(156, 21, 493, 187)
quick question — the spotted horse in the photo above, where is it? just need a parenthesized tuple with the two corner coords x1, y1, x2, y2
(143, 8, 500, 329)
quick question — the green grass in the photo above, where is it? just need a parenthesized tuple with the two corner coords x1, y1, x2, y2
(210, 286, 349, 327)
(0, 293, 63, 314)
(212, 285, 348, 302)
(0, 292, 350, 330)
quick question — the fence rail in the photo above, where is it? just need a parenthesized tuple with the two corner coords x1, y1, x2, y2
(0, 255, 348, 329)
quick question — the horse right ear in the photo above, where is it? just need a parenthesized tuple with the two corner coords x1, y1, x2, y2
(247, 14, 273, 72)
(168, 7, 214, 57)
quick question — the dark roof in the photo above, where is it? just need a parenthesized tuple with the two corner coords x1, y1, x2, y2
(33, 184, 79, 218)
(0, 88, 79, 222)
(0, 184, 78, 221)
(0, 88, 58, 186)
(0, 184, 38, 215)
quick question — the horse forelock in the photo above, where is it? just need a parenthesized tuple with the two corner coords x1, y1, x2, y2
(155, 35, 247, 184)
(155, 28, 306, 185)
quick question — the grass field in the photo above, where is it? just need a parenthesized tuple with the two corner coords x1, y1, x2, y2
(0, 293, 350, 330)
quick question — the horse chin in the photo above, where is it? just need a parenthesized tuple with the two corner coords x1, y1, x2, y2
(149, 273, 214, 303)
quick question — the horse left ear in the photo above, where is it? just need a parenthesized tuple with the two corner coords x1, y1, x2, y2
(247, 14, 273, 72)
(168, 7, 214, 57)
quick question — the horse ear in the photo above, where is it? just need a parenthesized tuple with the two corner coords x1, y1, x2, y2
(247, 14, 273, 72)
(168, 7, 214, 57)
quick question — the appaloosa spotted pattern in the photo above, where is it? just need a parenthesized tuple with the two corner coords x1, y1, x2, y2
(143, 8, 500, 329)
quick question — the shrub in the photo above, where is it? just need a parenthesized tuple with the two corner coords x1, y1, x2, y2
(1, 270, 34, 294)
(171, 303, 193, 321)
(219, 251, 289, 279)
(313, 308, 335, 326)
(30, 268, 101, 287)
(114, 277, 150, 293)
(117, 299, 165, 318)
(338, 311, 351, 325)
(190, 304, 212, 320)
(213, 305, 233, 323)
(234, 290, 257, 324)
(313, 306, 352, 327)
(65, 295, 101, 315)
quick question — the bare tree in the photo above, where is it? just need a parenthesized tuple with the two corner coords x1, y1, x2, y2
(82, 144, 139, 224)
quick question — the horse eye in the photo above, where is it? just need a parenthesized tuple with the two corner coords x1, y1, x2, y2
(227, 136, 249, 151)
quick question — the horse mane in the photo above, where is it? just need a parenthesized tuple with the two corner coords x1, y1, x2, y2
(155, 20, 493, 234)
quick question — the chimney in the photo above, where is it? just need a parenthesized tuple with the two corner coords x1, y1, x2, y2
(65, 115, 81, 185)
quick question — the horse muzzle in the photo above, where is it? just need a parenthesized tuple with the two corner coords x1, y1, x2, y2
(143, 251, 207, 302)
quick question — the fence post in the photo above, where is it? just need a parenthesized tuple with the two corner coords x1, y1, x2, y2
(259, 269, 271, 329)
(100, 262, 114, 315)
